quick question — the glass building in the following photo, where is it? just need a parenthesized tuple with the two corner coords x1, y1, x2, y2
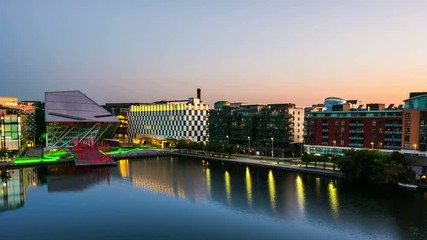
(209, 102, 302, 157)
(45, 91, 120, 148)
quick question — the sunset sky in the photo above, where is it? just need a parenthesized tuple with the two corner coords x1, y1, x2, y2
(1, 0, 426, 107)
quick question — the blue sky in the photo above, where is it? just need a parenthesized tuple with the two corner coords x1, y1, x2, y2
(1, 0, 426, 107)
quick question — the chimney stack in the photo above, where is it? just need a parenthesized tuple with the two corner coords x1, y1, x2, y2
(197, 88, 201, 99)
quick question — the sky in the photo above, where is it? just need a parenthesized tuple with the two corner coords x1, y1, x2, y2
(1, 0, 426, 108)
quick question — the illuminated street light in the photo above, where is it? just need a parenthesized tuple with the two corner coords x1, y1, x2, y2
(226, 135, 229, 146)
(370, 142, 374, 149)
(248, 136, 251, 156)
(300, 138, 303, 157)
(271, 138, 274, 158)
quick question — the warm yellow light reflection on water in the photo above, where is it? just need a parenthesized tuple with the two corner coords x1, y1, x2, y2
(268, 170, 276, 212)
(328, 181, 339, 219)
(225, 170, 231, 205)
(246, 167, 253, 208)
(296, 175, 305, 215)
(205, 168, 211, 199)
(118, 159, 129, 178)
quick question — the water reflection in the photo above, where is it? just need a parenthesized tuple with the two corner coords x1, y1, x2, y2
(1, 168, 38, 212)
(295, 175, 305, 216)
(118, 159, 129, 178)
(328, 181, 339, 219)
(2, 156, 426, 240)
(205, 168, 212, 199)
(268, 170, 276, 212)
(245, 167, 253, 208)
(47, 166, 111, 192)
(224, 170, 231, 205)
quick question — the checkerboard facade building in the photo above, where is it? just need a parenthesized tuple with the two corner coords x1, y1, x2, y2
(128, 97, 209, 143)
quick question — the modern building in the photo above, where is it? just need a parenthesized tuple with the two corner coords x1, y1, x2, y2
(0, 97, 38, 153)
(402, 92, 427, 152)
(103, 103, 141, 142)
(209, 101, 303, 156)
(45, 91, 120, 148)
(128, 89, 209, 144)
(304, 98, 403, 156)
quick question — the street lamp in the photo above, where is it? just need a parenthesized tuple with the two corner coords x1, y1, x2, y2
(271, 138, 274, 158)
(300, 138, 303, 157)
(226, 135, 229, 146)
(370, 142, 374, 150)
(414, 144, 417, 154)
(247, 136, 251, 156)
(0, 116, 5, 151)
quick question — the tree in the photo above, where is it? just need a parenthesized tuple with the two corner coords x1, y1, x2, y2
(0, 148, 6, 158)
(337, 150, 413, 184)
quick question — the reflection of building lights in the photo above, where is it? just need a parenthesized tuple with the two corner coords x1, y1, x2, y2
(296, 175, 305, 215)
(315, 177, 320, 193)
(268, 170, 276, 212)
(245, 167, 253, 208)
(118, 159, 129, 178)
(328, 182, 339, 219)
(206, 168, 211, 199)
(225, 171, 231, 205)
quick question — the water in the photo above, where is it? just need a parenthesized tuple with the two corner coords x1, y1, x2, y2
(1, 156, 426, 240)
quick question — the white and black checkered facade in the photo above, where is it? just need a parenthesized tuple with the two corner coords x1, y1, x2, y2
(128, 98, 209, 143)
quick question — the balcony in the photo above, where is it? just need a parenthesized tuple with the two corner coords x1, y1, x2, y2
(384, 138, 402, 142)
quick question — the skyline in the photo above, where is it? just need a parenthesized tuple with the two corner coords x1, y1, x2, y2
(1, 0, 426, 107)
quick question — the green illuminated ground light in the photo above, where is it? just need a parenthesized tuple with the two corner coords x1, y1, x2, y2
(101, 146, 156, 155)
(13, 156, 60, 164)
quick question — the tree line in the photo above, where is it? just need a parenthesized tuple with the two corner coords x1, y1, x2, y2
(175, 140, 236, 156)
(303, 150, 413, 184)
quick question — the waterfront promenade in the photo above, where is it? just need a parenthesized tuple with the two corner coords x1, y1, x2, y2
(170, 151, 343, 178)
(109, 149, 343, 178)
(1, 147, 342, 178)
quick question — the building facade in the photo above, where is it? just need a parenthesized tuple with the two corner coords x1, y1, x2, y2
(304, 100, 403, 156)
(0, 97, 38, 153)
(103, 103, 142, 142)
(402, 92, 427, 152)
(209, 102, 303, 156)
(128, 92, 209, 143)
(45, 91, 120, 148)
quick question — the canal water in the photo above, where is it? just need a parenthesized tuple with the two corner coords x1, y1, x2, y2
(1, 156, 426, 240)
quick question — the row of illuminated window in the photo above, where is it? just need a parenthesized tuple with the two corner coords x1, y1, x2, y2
(1, 124, 20, 132)
(130, 115, 207, 122)
(130, 129, 207, 137)
(130, 124, 207, 132)
(131, 103, 209, 112)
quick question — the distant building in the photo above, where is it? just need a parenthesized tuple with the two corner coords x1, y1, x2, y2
(304, 98, 403, 156)
(402, 92, 427, 152)
(45, 91, 120, 148)
(128, 89, 209, 144)
(103, 103, 142, 142)
(0, 97, 38, 153)
(209, 101, 303, 156)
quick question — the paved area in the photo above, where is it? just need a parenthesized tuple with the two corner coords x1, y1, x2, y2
(172, 151, 343, 178)
(24, 146, 44, 157)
